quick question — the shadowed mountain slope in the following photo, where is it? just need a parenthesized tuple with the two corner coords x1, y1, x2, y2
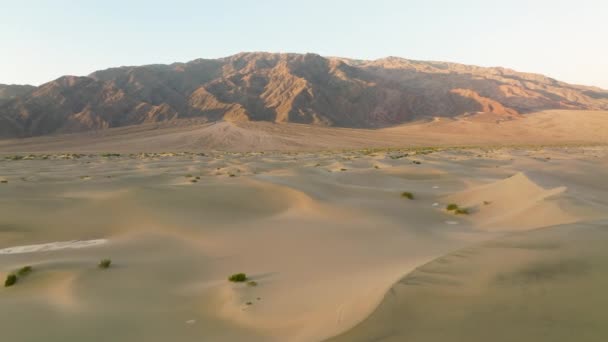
(1, 52, 607, 138)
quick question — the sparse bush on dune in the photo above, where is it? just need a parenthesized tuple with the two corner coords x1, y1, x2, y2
(446, 204, 470, 214)
(4, 274, 17, 287)
(228, 273, 248, 282)
(455, 208, 470, 215)
(17, 266, 32, 276)
(401, 192, 414, 200)
(98, 259, 112, 269)
(446, 204, 459, 211)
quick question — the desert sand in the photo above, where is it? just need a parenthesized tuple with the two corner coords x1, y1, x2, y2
(0, 110, 607, 153)
(0, 143, 607, 341)
(1, 112, 608, 341)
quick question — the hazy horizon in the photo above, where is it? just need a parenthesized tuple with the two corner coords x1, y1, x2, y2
(1, 0, 607, 89)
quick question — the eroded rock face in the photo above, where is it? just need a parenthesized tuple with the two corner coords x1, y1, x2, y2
(1, 52, 607, 138)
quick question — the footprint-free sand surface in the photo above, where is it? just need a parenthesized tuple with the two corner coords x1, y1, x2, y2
(1, 145, 608, 341)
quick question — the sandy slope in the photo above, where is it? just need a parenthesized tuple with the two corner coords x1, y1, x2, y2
(0, 110, 607, 153)
(0, 145, 607, 341)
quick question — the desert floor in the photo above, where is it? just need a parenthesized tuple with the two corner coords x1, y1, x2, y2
(0, 144, 607, 341)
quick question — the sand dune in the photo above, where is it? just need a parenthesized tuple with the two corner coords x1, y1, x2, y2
(443, 172, 578, 231)
(328, 221, 608, 342)
(0, 145, 607, 341)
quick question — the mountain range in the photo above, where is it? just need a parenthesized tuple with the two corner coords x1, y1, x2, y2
(1, 52, 607, 138)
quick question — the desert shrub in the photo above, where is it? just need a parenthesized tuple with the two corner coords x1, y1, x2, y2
(4, 274, 17, 287)
(412, 161, 422, 165)
(247, 281, 258, 287)
(190, 179, 198, 183)
(101, 153, 121, 158)
(228, 273, 248, 282)
(401, 192, 414, 200)
(340, 168, 347, 171)
(446, 204, 459, 211)
(98, 259, 112, 269)
(0, 180, 7, 184)
(17, 266, 32, 276)
(455, 208, 470, 215)
(185, 174, 193, 178)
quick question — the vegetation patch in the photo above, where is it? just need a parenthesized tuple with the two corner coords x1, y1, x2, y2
(446, 204, 459, 211)
(401, 192, 414, 200)
(455, 208, 470, 215)
(4, 274, 17, 287)
(446, 204, 470, 215)
(228, 273, 248, 282)
(17, 266, 32, 277)
(98, 259, 112, 269)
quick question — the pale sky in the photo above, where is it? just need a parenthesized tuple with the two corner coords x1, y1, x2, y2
(1, 0, 607, 88)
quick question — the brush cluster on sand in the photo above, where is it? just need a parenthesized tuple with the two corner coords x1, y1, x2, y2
(446, 203, 470, 215)
(401, 192, 414, 200)
(228, 273, 248, 282)
(4, 266, 33, 287)
(98, 259, 112, 269)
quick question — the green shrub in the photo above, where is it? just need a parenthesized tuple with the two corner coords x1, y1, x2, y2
(228, 273, 248, 282)
(446, 204, 459, 211)
(4, 274, 17, 287)
(17, 266, 32, 276)
(98, 259, 112, 269)
(401, 192, 414, 200)
(455, 208, 470, 215)
(247, 281, 258, 287)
